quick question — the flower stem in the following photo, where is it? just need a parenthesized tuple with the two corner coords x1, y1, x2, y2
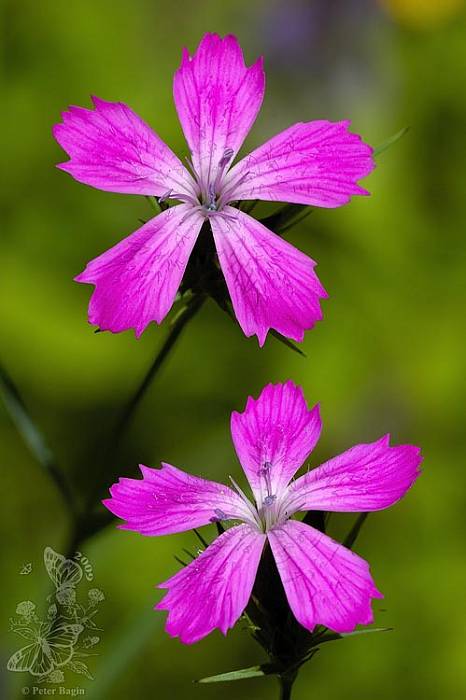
(0, 364, 78, 519)
(112, 293, 205, 445)
(278, 672, 296, 700)
(63, 293, 206, 558)
(80, 292, 205, 523)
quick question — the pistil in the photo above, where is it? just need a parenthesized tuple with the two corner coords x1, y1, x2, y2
(257, 461, 279, 531)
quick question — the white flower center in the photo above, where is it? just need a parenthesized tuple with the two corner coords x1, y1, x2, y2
(164, 147, 249, 221)
(192, 148, 235, 217)
(219, 463, 289, 534)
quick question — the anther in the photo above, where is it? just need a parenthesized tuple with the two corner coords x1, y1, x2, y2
(257, 461, 272, 477)
(158, 189, 173, 203)
(257, 460, 274, 503)
(206, 183, 217, 211)
(209, 508, 227, 523)
(263, 495, 276, 507)
(218, 148, 234, 168)
(184, 155, 196, 178)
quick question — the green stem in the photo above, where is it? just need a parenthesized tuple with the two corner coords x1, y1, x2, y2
(0, 364, 78, 519)
(343, 512, 369, 549)
(112, 293, 205, 444)
(57, 294, 207, 566)
(83, 292, 206, 514)
(278, 673, 296, 700)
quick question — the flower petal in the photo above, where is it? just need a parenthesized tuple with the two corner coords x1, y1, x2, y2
(53, 96, 196, 197)
(224, 120, 375, 207)
(75, 204, 203, 336)
(103, 463, 254, 535)
(268, 519, 382, 633)
(230, 381, 322, 505)
(284, 435, 422, 514)
(156, 525, 265, 643)
(210, 208, 327, 345)
(173, 34, 265, 189)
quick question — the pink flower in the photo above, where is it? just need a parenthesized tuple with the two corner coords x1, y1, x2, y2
(53, 34, 374, 345)
(103, 381, 422, 644)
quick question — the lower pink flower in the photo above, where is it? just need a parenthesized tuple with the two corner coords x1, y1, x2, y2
(103, 381, 422, 644)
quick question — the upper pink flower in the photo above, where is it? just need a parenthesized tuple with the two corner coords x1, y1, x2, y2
(53, 34, 375, 345)
(103, 381, 422, 644)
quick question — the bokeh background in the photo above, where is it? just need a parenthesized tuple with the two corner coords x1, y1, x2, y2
(2, 0, 466, 698)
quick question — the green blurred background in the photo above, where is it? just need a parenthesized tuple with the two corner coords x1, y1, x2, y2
(2, 0, 466, 698)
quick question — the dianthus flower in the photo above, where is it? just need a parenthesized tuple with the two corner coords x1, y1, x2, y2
(104, 381, 421, 643)
(54, 34, 374, 344)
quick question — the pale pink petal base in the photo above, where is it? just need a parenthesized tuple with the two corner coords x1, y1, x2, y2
(286, 435, 422, 514)
(156, 525, 265, 643)
(53, 96, 195, 197)
(211, 208, 327, 346)
(225, 120, 375, 207)
(75, 204, 203, 336)
(103, 463, 253, 536)
(268, 519, 382, 633)
(231, 381, 321, 503)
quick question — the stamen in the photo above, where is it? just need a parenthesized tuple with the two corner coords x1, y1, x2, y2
(218, 148, 234, 169)
(216, 210, 238, 223)
(229, 476, 251, 503)
(179, 206, 204, 226)
(184, 154, 196, 178)
(258, 461, 272, 476)
(258, 461, 274, 500)
(229, 476, 262, 529)
(209, 508, 228, 523)
(212, 147, 235, 194)
(263, 495, 276, 507)
(207, 183, 217, 211)
(217, 170, 251, 208)
(157, 189, 199, 209)
(158, 189, 173, 204)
